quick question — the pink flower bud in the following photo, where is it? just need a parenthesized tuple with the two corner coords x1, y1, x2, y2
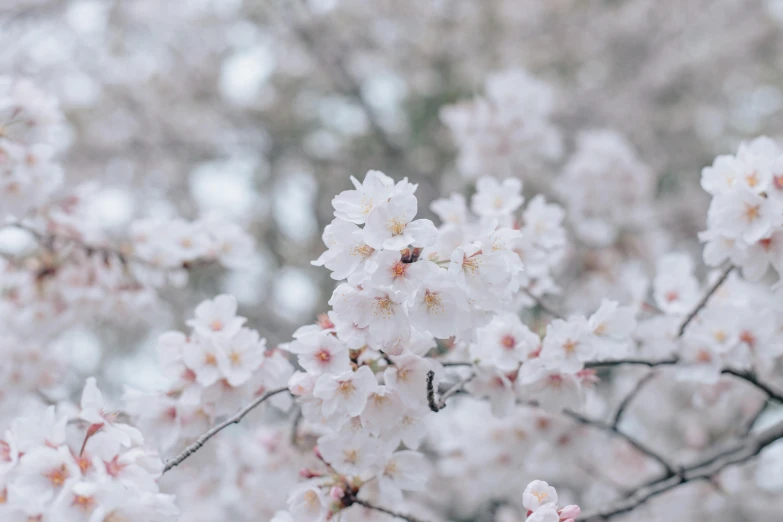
(329, 486, 345, 500)
(559, 505, 581, 520)
(299, 468, 322, 479)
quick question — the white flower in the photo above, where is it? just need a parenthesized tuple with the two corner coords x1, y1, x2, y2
(517, 361, 583, 412)
(471, 177, 524, 219)
(430, 193, 468, 225)
(344, 286, 411, 347)
(363, 192, 438, 251)
(360, 386, 406, 436)
(408, 265, 470, 339)
(287, 332, 351, 376)
(313, 366, 378, 418)
(377, 450, 428, 504)
(588, 299, 636, 356)
(539, 317, 595, 372)
(522, 480, 558, 511)
(187, 294, 246, 339)
(384, 354, 434, 408)
(9, 445, 80, 503)
(313, 218, 377, 282)
(287, 483, 329, 522)
(317, 431, 383, 476)
(707, 188, 781, 244)
(368, 250, 428, 294)
(653, 254, 701, 315)
(215, 327, 266, 386)
(472, 314, 540, 371)
(182, 338, 222, 387)
(332, 170, 395, 224)
(80, 378, 143, 447)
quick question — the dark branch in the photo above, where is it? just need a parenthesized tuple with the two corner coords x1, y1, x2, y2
(677, 265, 734, 338)
(162, 387, 289, 473)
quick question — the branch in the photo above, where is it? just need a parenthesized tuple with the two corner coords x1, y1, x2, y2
(584, 358, 678, 370)
(162, 387, 289, 473)
(677, 265, 734, 338)
(351, 498, 431, 522)
(524, 290, 564, 320)
(721, 368, 783, 403)
(581, 418, 783, 520)
(8, 221, 211, 273)
(562, 410, 676, 477)
(612, 371, 656, 428)
(427, 370, 474, 412)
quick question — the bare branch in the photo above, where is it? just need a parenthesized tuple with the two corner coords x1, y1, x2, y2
(677, 265, 734, 338)
(427, 370, 474, 412)
(581, 418, 783, 520)
(721, 368, 783, 403)
(162, 387, 289, 474)
(524, 290, 564, 320)
(562, 409, 676, 476)
(612, 371, 656, 428)
(584, 358, 678, 370)
(350, 498, 431, 522)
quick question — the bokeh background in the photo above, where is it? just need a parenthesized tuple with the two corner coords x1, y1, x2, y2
(3, 0, 783, 387)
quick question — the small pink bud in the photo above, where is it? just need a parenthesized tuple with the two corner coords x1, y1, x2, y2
(299, 468, 322, 479)
(559, 505, 581, 520)
(329, 486, 345, 500)
(313, 446, 323, 460)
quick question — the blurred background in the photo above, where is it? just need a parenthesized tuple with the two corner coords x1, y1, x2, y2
(3, 0, 783, 385)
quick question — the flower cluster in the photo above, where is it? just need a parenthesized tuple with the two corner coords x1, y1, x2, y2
(0, 379, 177, 522)
(126, 295, 293, 453)
(129, 214, 255, 273)
(0, 77, 65, 218)
(468, 297, 635, 415)
(555, 130, 658, 246)
(700, 136, 783, 281)
(440, 69, 562, 180)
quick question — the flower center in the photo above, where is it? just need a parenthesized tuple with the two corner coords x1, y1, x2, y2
(386, 218, 407, 236)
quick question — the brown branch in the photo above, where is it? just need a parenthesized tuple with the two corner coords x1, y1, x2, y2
(581, 418, 783, 520)
(162, 387, 289, 473)
(427, 370, 474, 412)
(677, 265, 734, 338)
(350, 498, 430, 522)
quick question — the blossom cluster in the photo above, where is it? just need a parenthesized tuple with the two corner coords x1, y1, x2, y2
(0, 379, 176, 522)
(700, 136, 783, 282)
(440, 69, 562, 180)
(0, 77, 65, 218)
(126, 294, 293, 453)
(0, 79, 256, 335)
(555, 130, 658, 246)
(633, 252, 783, 384)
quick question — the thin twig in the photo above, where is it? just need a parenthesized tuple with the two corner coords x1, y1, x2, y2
(290, 407, 304, 448)
(427, 370, 474, 412)
(612, 371, 656, 428)
(351, 498, 430, 522)
(584, 358, 678, 370)
(581, 418, 783, 520)
(677, 265, 734, 338)
(162, 387, 289, 473)
(563, 409, 676, 477)
(524, 290, 564, 320)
